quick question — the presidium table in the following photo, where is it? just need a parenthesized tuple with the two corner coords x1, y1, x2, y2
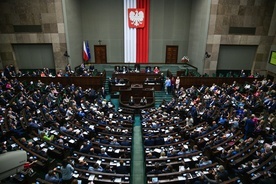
(110, 71, 163, 93)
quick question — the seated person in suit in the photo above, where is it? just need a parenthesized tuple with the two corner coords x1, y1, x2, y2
(116, 160, 129, 174)
(114, 66, 120, 73)
(153, 66, 160, 74)
(119, 78, 126, 84)
(144, 78, 150, 84)
(122, 66, 128, 73)
(145, 78, 156, 84)
(145, 66, 152, 73)
(140, 96, 147, 105)
(98, 148, 110, 157)
(89, 64, 94, 71)
(110, 77, 119, 84)
(134, 64, 140, 72)
(129, 96, 135, 105)
(197, 156, 212, 167)
(45, 169, 61, 183)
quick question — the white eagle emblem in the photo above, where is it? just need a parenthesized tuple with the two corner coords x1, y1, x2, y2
(129, 10, 144, 27)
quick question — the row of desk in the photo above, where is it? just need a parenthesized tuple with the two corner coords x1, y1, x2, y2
(110, 72, 163, 93)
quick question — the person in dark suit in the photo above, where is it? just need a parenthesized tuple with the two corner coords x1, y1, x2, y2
(100, 136, 110, 144)
(79, 141, 93, 154)
(99, 87, 106, 99)
(65, 63, 72, 75)
(4, 65, 11, 78)
(120, 137, 131, 146)
(122, 66, 128, 73)
(244, 115, 256, 139)
(111, 77, 119, 84)
(98, 148, 110, 157)
(115, 160, 129, 174)
(114, 66, 120, 73)
(129, 96, 134, 105)
(145, 66, 151, 73)
(258, 171, 276, 184)
(155, 135, 165, 145)
(147, 163, 162, 174)
(144, 136, 155, 146)
(234, 161, 253, 174)
(134, 64, 140, 72)
(89, 64, 94, 71)
(140, 96, 147, 105)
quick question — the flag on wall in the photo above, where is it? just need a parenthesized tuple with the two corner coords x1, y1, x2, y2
(82, 41, 91, 62)
(124, 0, 149, 63)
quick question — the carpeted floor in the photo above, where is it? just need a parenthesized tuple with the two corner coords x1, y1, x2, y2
(131, 115, 146, 184)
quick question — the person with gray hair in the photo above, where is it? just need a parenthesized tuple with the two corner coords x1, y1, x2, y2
(202, 165, 229, 183)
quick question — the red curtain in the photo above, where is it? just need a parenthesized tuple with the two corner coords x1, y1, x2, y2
(136, 0, 149, 63)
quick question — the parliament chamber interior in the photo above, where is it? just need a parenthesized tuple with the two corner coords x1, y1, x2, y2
(0, 0, 276, 184)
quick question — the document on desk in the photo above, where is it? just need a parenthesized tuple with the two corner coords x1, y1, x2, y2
(50, 130, 56, 134)
(184, 158, 191, 162)
(114, 178, 122, 183)
(96, 160, 102, 165)
(89, 125, 94, 130)
(187, 173, 193, 179)
(73, 129, 80, 134)
(192, 156, 200, 161)
(110, 161, 118, 166)
(88, 174, 95, 181)
(154, 148, 162, 153)
(178, 176, 186, 180)
(69, 139, 75, 143)
(33, 137, 39, 141)
(203, 137, 209, 141)
(179, 166, 185, 172)
(72, 174, 79, 178)
(196, 127, 204, 131)
(78, 156, 85, 161)
(114, 149, 120, 153)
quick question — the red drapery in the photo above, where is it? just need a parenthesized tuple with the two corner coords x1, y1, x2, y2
(136, 0, 149, 63)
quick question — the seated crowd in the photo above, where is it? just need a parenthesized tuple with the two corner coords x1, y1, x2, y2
(114, 65, 160, 74)
(0, 65, 275, 183)
(2, 63, 101, 78)
(0, 73, 133, 183)
(140, 77, 275, 183)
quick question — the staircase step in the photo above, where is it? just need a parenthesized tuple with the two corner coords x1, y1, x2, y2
(154, 90, 173, 108)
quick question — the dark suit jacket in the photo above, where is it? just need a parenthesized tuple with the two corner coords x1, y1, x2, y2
(115, 165, 129, 174)
(144, 139, 155, 146)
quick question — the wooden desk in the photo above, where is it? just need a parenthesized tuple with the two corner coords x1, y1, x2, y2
(119, 86, 155, 110)
(112, 72, 162, 85)
(15, 71, 106, 90)
(109, 83, 131, 93)
(178, 76, 257, 88)
(144, 82, 162, 91)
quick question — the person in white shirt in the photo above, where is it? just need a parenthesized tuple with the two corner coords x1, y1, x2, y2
(60, 159, 74, 183)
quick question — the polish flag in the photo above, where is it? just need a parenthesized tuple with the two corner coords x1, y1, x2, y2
(124, 0, 149, 63)
(82, 41, 91, 62)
